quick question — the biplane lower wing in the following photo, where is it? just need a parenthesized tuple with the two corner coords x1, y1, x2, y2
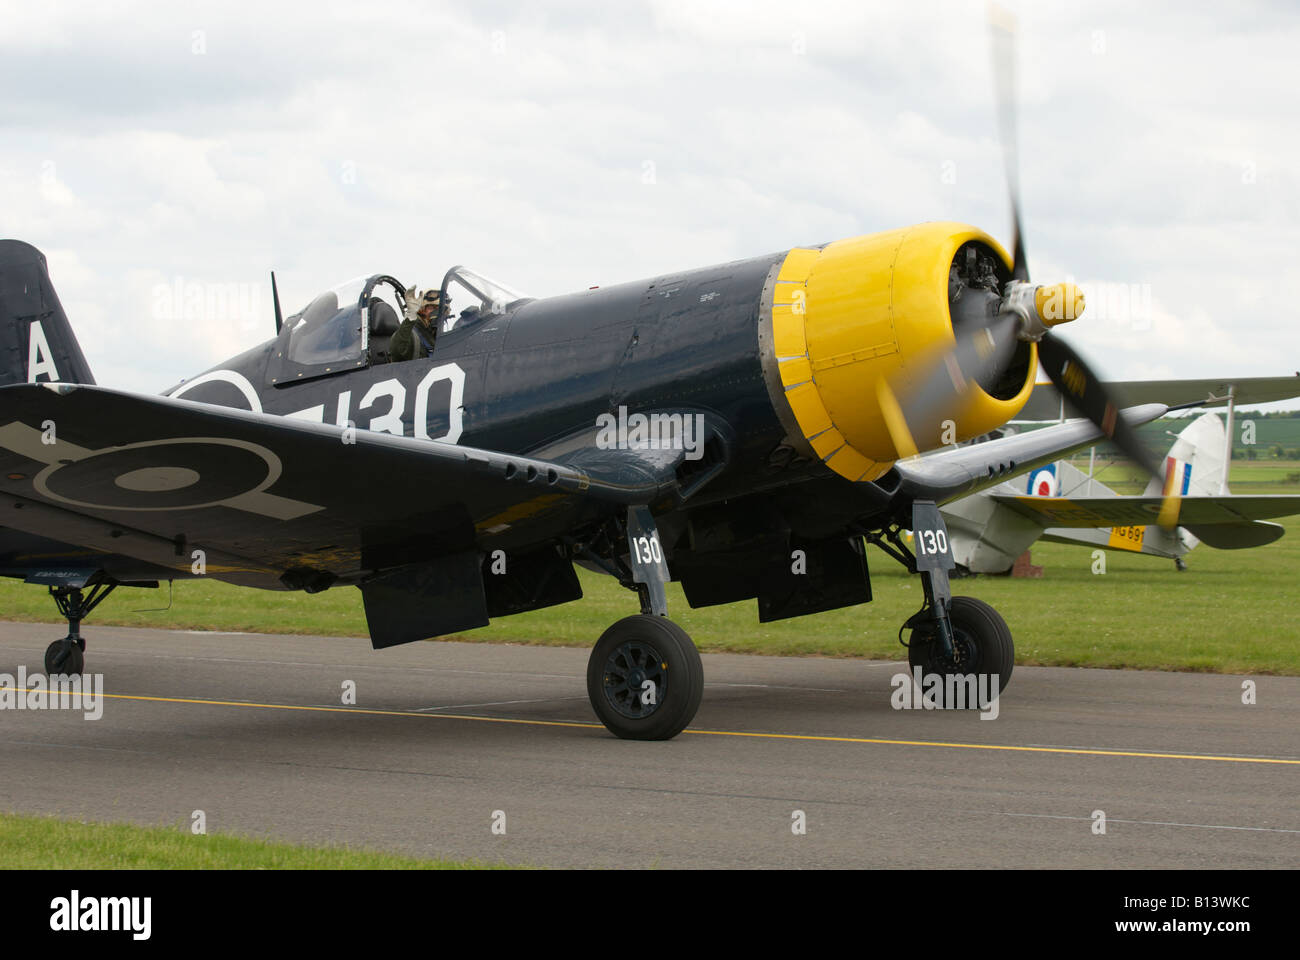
(990, 493, 1300, 530)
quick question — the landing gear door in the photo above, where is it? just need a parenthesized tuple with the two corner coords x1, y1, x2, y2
(911, 502, 956, 574)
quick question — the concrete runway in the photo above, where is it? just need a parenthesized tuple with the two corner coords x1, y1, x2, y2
(0, 621, 1296, 868)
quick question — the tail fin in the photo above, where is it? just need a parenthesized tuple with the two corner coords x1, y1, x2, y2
(1140, 412, 1225, 498)
(0, 240, 95, 386)
(1139, 412, 1229, 554)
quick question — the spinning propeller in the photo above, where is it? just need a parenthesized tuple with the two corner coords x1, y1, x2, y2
(881, 3, 1178, 528)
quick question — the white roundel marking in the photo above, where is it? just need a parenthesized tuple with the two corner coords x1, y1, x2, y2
(114, 466, 201, 492)
(168, 369, 263, 412)
(1029, 468, 1058, 497)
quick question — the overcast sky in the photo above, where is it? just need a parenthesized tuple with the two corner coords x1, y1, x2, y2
(3, 0, 1298, 409)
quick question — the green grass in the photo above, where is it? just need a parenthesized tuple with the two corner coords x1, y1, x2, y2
(3, 464, 1297, 676)
(0, 811, 514, 869)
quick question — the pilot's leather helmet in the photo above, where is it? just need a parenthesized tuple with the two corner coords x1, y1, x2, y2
(407, 287, 441, 323)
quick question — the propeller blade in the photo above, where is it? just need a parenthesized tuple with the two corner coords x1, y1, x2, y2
(883, 311, 1022, 456)
(1037, 332, 1181, 527)
(988, 2, 1029, 283)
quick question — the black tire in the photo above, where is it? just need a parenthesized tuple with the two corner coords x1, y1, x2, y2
(44, 639, 84, 676)
(907, 596, 1013, 708)
(587, 615, 704, 741)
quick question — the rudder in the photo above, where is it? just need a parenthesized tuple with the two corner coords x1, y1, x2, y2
(0, 240, 95, 386)
(1140, 412, 1225, 498)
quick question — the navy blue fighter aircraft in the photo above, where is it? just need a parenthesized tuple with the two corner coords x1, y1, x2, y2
(0, 19, 1177, 739)
(0, 232, 1173, 740)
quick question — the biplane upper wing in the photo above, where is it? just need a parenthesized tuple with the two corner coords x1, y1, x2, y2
(0, 382, 687, 593)
(1015, 373, 1300, 421)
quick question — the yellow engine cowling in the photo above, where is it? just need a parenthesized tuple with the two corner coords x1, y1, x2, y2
(770, 221, 1037, 481)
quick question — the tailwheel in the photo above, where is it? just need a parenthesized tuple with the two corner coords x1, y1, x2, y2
(42, 580, 116, 676)
(44, 638, 85, 676)
(907, 596, 1014, 707)
(587, 615, 703, 740)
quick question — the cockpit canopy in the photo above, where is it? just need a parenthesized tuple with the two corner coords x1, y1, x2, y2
(437, 265, 528, 332)
(273, 274, 407, 383)
(270, 268, 528, 384)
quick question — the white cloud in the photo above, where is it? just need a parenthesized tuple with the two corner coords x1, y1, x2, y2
(0, 0, 1296, 402)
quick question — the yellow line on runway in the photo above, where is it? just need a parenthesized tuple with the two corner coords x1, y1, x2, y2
(47, 690, 1300, 766)
(98, 691, 601, 731)
(684, 728, 1300, 764)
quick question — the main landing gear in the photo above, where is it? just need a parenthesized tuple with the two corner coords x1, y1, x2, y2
(587, 615, 704, 741)
(864, 501, 1015, 708)
(570, 506, 703, 740)
(43, 581, 116, 675)
(573, 500, 1015, 736)
(906, 596, 1014, 704)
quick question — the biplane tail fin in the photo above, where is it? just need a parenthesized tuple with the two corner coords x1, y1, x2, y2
(1140, 411, 1226, 499)
(0, 240, 96, 387)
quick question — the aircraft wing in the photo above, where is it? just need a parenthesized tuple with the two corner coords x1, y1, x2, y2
(0, 382, 687, 592)
(989, 493, 1300, 528)
(890, 403, 1169, 504)
(1016, 373, 1300, 421)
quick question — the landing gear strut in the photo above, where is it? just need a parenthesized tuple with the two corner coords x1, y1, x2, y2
(864, 501, 1015, 708)
(573, 506, 703, 740)
(43, 582, 115, 675)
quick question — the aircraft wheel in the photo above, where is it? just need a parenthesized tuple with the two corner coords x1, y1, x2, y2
(587, 615, 703, 741)
(907, 596, 1013, 707)
(45, 638, 85, 676)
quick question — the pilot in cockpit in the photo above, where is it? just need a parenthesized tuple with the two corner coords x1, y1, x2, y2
(391, 288, 441, 362)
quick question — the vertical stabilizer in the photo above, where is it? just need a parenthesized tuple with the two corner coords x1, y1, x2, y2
(0, 240, 95, 387)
